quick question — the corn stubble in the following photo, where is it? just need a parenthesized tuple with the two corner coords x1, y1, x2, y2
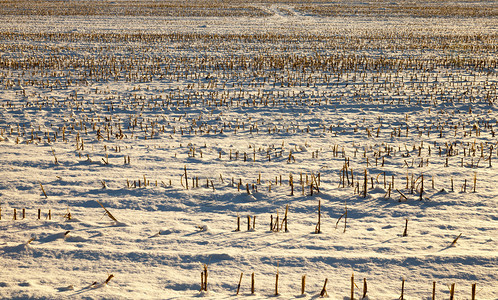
(0, 1, 495, 298)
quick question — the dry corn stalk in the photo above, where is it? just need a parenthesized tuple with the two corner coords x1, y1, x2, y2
(96, 200, 119, 222)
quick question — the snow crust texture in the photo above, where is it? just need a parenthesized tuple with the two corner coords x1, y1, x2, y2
(0, 1, 497, 299)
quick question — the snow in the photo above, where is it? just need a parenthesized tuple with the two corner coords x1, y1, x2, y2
(1, 2, 497, 299)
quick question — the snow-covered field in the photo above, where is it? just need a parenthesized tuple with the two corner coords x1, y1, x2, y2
(0, 1, 497, 299)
